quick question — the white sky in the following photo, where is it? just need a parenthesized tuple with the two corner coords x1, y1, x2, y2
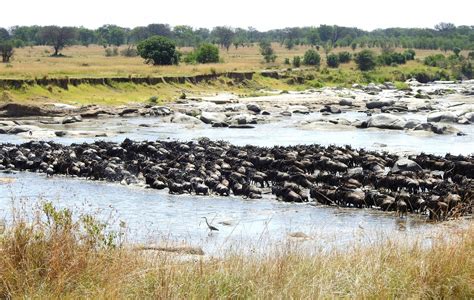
(2, 0, 473, 31)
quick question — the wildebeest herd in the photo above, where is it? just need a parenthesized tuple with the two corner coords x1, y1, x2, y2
(0, 138, 472, 221)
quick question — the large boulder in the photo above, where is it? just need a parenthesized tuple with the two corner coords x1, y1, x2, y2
(366, 114, 406, 130)
(200, 112, 227, 124)
(287, 105, 310, 114)
(366, 99, 395, 109)
(427, 111, 459, 123)
(464, 112, 474, 122)
(338, 99, 353, 106)
(170, 113, 203, 125)
(320, 105, 341, 114)
(392, 158, 423, 173)
(246, 103, 261, 114)
(62, 115, 83, 124)
(229, 114, 258, 125)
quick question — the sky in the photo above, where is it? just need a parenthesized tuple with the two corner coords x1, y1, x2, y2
(2, 0, 473, 31)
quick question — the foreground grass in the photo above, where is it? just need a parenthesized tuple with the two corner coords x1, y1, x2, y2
(0, 202, 472, 299)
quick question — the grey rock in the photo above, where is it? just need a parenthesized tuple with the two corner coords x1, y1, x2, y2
(366, 114, 406, 130)
(338, 99, 353, 106)
(62, 115, 83, 124)
(200, 112, 227, 124)
(427, 111, 459, 123)
(246, 103, 261, 113)
(366, 99, 395, 109)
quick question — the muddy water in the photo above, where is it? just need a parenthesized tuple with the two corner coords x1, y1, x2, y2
(0, 172, 464, 255)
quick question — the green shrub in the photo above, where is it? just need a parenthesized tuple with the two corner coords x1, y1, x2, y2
(468, 51, 474, 60)
(378, 52, 406, 66)
(303, 49, 321, 66)
(327, 53, 340, 68)
(461, 61, 473, 79)
(424, 54, 448, 68)
(137, 36, 179, 65)
(0, 41, 14, 63)
(292, 56, 301, 68)
(338, 51, 352, 63)
(355, 50, 376, 71)
(259, 41, 276, 63)
(149, 96, 159, 103)
(403, 49, 416, 60)
(195, 43, 220, 63)
(453, 47, 461, 56)
(284, 58, 290, 65)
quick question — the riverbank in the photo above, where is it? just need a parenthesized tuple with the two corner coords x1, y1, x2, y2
(0, 202, 472, 298)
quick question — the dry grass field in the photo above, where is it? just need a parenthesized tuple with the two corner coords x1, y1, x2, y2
(0, 202, 472, 299)
(0, 43, 450, 79)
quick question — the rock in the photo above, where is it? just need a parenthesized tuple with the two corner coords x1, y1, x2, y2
(352, 83, 363, 89)
(261, 110, 271, 115)
(229, 114, 257, 125)
(0, 103, 49, 117)
(170, 113, 203, 125)
(464, 112, 474, 122)
(366, 99, 395, 109)
(150, 106, 172, 116)
(458, 118, 470, 125)
(288, 105, 310, 114)
(334, 118, 351, 126)
(119, 108, 139, 116)
(320, 105, 341, 114)
(211, 122, 229, 128)
(229, 124, 255, 129)
(54, 131, 68, 137)
(366, 114, 406, 130)
(200, 112, 227, 124)
(392, 158, 423, 173)
(339, 99, 353, 106)
(404, 119, 421, 129)
(246, 103, 261, 113)
(62, 115, 83, 124)
(427, 111, 459, 123)
(280, 111, 292, 117)
(384, 82, 396, 89)
(413, 123, 463, 135)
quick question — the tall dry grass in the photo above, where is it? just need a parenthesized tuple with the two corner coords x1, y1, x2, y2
(0, 201, 472, 298)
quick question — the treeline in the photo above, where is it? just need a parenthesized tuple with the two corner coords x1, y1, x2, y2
(0, 22, 474, 50)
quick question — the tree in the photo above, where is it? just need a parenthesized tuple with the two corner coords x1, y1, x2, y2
(0, 41, 14, 63)
(305, 27, 320, 47)
(292, 56, 301, 67)
(355, 49, 376, 71)
(303, 49, 321, 66)
(351, 42, 357, 51)
(212, 26, 234, 51)
(338, 51, 352, 63)
(0, 28, 9, 41)
(453, 47, 461, 56)
(38, 26, 76, 56)
(137, 36, 179, 65)
(78, 27, 96, 46)
(327, 53, 340, 68)
(259, 41, 276, 63)
(195, 43, 219, 63)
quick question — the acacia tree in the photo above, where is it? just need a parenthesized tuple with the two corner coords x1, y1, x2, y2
(137, 36, 179, 65)
(212, 26, 234, 51)
(38, 26, 76, 56)
(259, 41, 276, 63)
(0, 41, 14, 63)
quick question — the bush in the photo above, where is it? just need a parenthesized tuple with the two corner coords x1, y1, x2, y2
(292, 56, 301, 68)
(0, 41, 14, 63)
(284, 58, 290, 65)
(424, 54, 448, 68)
(105, 47, 119, 57)
(303, 49, 321, 66)
(378, 52, 406, 66)
(259, 41, 276, 63)
(403, 49, 416, 60)
(326, 53, 340, 68)
(137, 36, 179, 65)
(338, 51, 352, 63)
(355, 50, 376, 71)
(195, 43, 219, 64)
(120, 45, 138, 57)
(453, 47, 461, 56)
(468, 51, 474, 60)
(461, 61, 473, 79)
